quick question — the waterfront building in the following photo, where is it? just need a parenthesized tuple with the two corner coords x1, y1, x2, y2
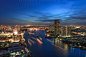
(54, 20, 60, 35)
(61, 26, 71, 36)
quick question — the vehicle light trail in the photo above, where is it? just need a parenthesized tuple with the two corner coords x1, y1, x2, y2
(52, 44, 65, 50)
(36, 35, 42, 41)
(32, 37, 37, 40)
(47, 39, 53, 43)
(28, 40, 32, 45)
(40, 38, 42, 40)
(28, 38, 36, 43)
(37, 38, 43, 44)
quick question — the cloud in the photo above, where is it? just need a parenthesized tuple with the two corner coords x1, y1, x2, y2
(35, 19, 61, 22)
(1, 0, 86, 25)
(69, 17, 86, 20)
(28, 15, 36, 17)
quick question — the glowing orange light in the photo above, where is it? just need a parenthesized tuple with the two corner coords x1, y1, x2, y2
(37, 38, 43, 44)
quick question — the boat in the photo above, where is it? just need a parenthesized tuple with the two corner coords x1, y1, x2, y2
(81, 46, 86, 50)
(71, 45, 78, 48)
(45, 36, 54, 38)
(36, 35, 42, 40)
(36, 35, 39, 38)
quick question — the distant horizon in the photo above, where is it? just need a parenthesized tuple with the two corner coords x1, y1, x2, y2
(0, 24, 86, 26)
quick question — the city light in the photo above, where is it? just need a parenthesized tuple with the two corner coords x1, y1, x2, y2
(13, 31, 18, 34)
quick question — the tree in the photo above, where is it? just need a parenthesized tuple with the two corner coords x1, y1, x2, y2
(54, 34, 59, 44)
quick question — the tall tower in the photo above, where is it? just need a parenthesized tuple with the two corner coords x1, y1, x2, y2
(61, 26, 71, 36)
(54, 20, 60, 35)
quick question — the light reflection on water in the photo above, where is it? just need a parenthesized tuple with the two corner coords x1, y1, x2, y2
(24, 30, 86, 57)
(51, 37, 86, 57)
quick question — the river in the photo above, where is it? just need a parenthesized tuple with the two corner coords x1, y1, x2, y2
(24, 30, 86, 57)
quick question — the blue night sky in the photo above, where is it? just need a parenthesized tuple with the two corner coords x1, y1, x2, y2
(0, 0, 86, 25)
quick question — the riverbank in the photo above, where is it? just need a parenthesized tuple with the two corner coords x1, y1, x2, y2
(62, 39, 86, 50)
(0, 37, 32, 57)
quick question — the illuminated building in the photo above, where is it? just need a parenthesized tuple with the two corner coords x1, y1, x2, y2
(61, 26, 71, 36)
(15, 25, 20, 31)
(54, 20, 60, 35)
(49, 25, 54, 31)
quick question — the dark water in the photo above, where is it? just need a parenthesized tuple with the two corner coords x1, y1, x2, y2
(24, 30, 86, 57)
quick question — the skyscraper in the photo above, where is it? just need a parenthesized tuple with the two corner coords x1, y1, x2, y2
(54, 20, 60, 35)
(61, 26, 71, 36)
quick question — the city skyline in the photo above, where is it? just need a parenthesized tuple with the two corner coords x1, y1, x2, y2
(0, 0, 86, 25)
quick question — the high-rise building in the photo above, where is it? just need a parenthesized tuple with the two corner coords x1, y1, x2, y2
(61, 26, 71, 36)
(54, 20, 60, 35)
(15, 25, 20, 31)
(49, 25, 54, 31)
